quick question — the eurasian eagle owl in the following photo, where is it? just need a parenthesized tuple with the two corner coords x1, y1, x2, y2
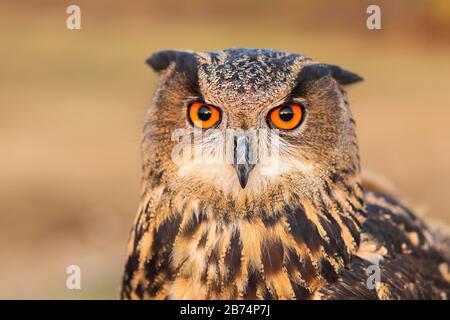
(121, 48, 450, 300)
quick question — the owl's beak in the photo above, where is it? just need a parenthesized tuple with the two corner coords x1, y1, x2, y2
(234, 135, 255, 189)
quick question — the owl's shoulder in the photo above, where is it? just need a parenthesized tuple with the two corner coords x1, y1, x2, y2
(317, 191, 450, 299)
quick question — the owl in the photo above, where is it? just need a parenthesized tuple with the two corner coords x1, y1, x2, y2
(121, 48, 450, 300)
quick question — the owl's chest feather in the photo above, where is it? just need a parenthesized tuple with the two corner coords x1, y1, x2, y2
(121, 179, 365, 300)
(164, 198, 361, 299)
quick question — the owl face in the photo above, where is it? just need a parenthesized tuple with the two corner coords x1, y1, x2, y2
(144, 49, 362, 198)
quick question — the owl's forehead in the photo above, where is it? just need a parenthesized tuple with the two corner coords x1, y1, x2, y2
(197, 49, 311, 107)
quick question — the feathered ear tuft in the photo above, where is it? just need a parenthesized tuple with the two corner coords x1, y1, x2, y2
(327, 64, 364, 85)
(146, 50, 176, 72)
(299, 63, 363, 86)
(146, 50, 198, 74)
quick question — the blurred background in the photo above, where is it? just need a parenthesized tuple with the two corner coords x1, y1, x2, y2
(0, 0, 449, 299)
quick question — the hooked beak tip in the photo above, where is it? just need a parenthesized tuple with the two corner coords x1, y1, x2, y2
(235, 164, 255, 189)
(238, 176, 248, 189)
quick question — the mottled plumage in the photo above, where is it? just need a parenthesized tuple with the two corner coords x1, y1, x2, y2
(121, 48, 450, 300)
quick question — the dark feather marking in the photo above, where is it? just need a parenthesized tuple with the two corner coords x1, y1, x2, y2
(320, 253, 450, 299)
(356, 182, 364, 192)
(375, 193, 417, 220)
(121, 252, 139, 299)
(261, 286, 275, 300)
(262, 210, 283, 227)
(321, 182, 362, 240)
(318, 214, 349, 262)
(289, 280, 311, 300)
(197, 230, 208, 248)
(340, 214, 361, 244)
(143, 200, 152, 217)
(181, 209, 207, 237)
(322, 180, 334, 198)
(203, 246, 222, 296)
(224, 229, 243, 281)
(148, 169, 164, 188)
(364, 202, 414, 254)
(134, 283, 145, 299)
(328, 185, 361, 226)
(371, 195, 428, 246)
(286, 247, 316, 285)
(121, 208, 149, 298)
(285, 204, 321, 252)
(387, 213, 426, 246)
(345, 206, 364, 229)
(338, 167, 356, 176)
(319, 258, 338, 282)
(322, 180, 359, 222)
(284, 248, 312, 299)
(319, 257, 377, 299)
(244, 268, 263, 300)
(228, 285, 239, 300)
(144, 214, 182, 295)
(346, 199, 359, 214)
(326, 171, 355, 198)
(355, 193, 364, 205)
(261, 238, 284, 275)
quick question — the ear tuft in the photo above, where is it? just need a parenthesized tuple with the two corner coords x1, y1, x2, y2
(146, 50, 177, 72)
(145, 50, 197, 74)
(327, 64, 364, 85)
(298, 63, 363, 86)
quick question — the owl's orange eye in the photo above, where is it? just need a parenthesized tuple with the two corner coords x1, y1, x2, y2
(268, 104, 303, 130)
(188, 102, 221, 129)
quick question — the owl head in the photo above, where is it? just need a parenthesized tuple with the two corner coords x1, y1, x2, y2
(143, 48, 363, 203)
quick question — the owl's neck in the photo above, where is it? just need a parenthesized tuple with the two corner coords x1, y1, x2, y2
(123, 168, 366, 299)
